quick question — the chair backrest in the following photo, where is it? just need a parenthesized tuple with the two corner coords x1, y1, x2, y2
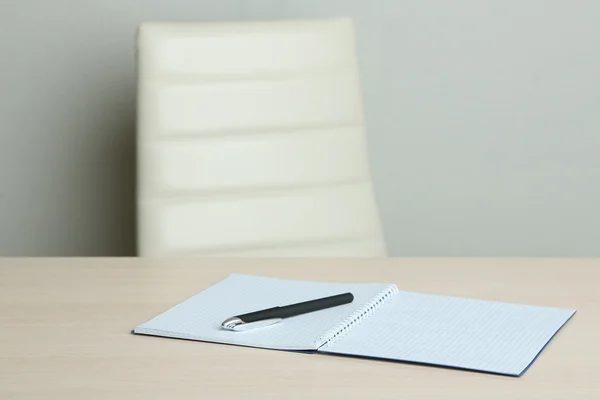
(136, 18, 387, 257)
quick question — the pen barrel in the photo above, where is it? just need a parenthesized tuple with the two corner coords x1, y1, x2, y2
(236, 307, 282, 323)
(236, 293, 354, 323)
(277, 292, 354, 318)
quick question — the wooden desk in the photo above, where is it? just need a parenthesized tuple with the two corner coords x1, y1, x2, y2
(1, 258, 598, 399)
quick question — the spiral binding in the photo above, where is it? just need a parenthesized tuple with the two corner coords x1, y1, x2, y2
(316, 284, 399, 348)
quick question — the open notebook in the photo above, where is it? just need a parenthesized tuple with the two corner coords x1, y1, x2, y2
(133, 274, 575, 376)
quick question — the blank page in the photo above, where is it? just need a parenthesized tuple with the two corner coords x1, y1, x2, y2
(319, 291, 576, 376)
(134, 274, 392, 351)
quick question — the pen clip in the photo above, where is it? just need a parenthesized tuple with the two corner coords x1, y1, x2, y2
(221, 317, 282, 331)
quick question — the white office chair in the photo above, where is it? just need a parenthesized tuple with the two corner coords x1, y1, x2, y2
(136, 17, 386, 257)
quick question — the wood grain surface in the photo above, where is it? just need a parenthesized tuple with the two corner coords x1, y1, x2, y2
(1, 258, 598, 399)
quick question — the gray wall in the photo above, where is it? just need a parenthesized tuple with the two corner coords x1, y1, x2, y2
(1, 0, 599, 257)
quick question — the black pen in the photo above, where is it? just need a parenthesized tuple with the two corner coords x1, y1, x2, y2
(221, 292, 354, 331)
